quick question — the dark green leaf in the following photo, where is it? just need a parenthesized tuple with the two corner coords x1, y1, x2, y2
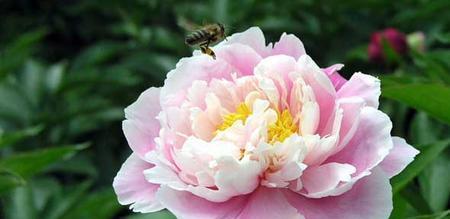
(0, 143, 88, 178)
(0, 126, 44, 149)
(382, 83, 450, 125)
(61, 188, 122, 219)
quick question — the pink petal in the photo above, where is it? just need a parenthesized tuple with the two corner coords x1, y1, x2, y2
(112, 153, 162, 213)
(301, 163, 356, 198)
(333, 97, 365, 153)
(271, 33, 306, 59)
(379, 136, 419, 178)
(337, 72, 381, 108)
(160, 56, 233, 108)
(323, 64, 346, 91)
(215, 43, 263, 76)
(123, 87, 161, 158)
(220, 26, 270, 57)
(327, 107, 393, 176)
(255, 55, 298, 109)
(285, 168, 392, 219)
(296, 55, 337, 135)
(237, 187, 304, 219)
(156, 186, 248, 219)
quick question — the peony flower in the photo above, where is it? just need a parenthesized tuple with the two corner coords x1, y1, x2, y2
(113, 27, 419, 219)
(368, 28, 408, 63)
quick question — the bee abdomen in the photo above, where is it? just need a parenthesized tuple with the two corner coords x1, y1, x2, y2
(185, 29, 209, 45)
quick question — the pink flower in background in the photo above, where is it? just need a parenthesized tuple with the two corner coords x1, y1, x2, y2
(368, 28, 408, 63)
(113, 27, 419, 219)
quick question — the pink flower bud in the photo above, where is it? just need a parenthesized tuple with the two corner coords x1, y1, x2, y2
(368, 28, 408, 63)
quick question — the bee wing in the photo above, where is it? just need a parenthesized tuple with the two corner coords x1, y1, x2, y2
(178, 18, 201, 31)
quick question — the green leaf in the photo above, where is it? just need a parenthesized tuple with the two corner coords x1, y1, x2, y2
(0, 126, 44, 149)
(391, 140, 450, 193)
(61, 188, 122, 219)
(400, 184, 432, 214)
(0, 143, 88, 178)
(0, 29, 47, 80)
(0, 171, 26, 194)
(407, 210, 450, 219)
(382, 83, 450, 125)
(4, 186, 39, 219)
(418, 155, 450, 212)
(43, 181, 92, 219)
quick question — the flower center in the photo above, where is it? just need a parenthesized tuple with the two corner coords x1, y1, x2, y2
(268, 110, 298, 143)
(217, 102, 298, 144)
(217, 103, 251, 131)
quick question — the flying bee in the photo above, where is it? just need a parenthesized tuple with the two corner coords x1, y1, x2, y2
(185, 23, 226, 59)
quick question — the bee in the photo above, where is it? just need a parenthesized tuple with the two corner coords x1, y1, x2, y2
(185, 23, 226, 59)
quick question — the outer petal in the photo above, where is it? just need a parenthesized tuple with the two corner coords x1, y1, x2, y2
(271, 33, 306, 59)
(123, 87, 161, 158)
(156, 186, 248, 219)
(323, 64, 346, 91)
(379, 136, 419, 178)
(237, 187, 304, 219)
(313, 107, 393, 197)
(337, 72, 381, 108)
(327, 107, 393, 176)
(113, 153, 162, 213)
(219, 26, 270, 57)
(285, 168, 392, 219)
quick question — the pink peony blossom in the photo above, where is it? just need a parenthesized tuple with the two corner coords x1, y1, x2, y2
(113, 27, 419, 219)
(368, 28, 408, 63)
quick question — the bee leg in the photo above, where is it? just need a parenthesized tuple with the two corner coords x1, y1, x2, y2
(200, 41, 216, 59)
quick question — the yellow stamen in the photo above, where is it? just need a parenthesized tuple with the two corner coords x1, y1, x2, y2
(268, 109, 298, 143)
(217, 103, 251, 132)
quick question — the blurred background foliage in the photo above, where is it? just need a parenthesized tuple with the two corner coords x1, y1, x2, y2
(0, 0, 449, 218)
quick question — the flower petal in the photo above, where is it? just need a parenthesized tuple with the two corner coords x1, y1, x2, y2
(220, 26, 270, 57)
(271, 33, 306, 59)
(156, 186, 248, 219)
(337, 72, 381, 108)
(296, 55, 336, 134)
(323, 64, 346, 91)
(285, 168, 392, 219)
(215, 43, 263, 76)
(300, 162, 356, 198)
(123, 87, 161, 158)
(238, 187, 304, 219)
(112, 153, 162, 213)
(379, 136, 419, 178)
(327, 107, 393, 176)
(161, 56, 233, 108)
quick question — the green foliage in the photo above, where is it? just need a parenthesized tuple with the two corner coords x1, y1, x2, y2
(0, 0, 449, 218)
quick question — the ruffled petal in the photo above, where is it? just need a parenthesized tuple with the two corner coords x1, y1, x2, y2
(327, 107, 393, 176)
(156, 186, 248, 219)
(123, 87, 161, 158)
(113, 153, 162, 213)
(271, 33, 306, 59)
(237, 187, 304, 219)
(337, 72, 381, 108)
(301, 162, 356, 198)
(285, 168, 392, 219)
(379, 136, 419, 178)
(296, 55, 336, 134)
(220, 26, 270, 57)
(323, 64, 346, 91)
